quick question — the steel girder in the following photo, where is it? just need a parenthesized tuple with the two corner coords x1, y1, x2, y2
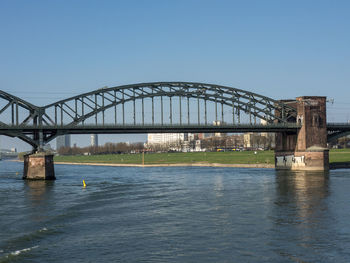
(327, 123, 350, 142)
(0, 90, 40, 126)
(1, 82, 301, 148)
(42, 82, 298, 126)
(0, 91, 47, 149)
(1, 123, 300, 134)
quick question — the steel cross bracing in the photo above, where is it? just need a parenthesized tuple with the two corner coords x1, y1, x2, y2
(327, 123, 350, 142)
(1, 82, 302, 149)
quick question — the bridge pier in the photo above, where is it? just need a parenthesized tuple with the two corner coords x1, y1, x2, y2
(23, 152, 55, 180)
(275, 96, 329, 171)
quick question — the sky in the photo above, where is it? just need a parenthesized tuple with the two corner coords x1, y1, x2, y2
(0, 0, 349, 151)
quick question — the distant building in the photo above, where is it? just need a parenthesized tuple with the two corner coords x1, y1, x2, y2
(244, 132, 253, 148)
(195, 140, 202, 152)
(202, 121, 226, 138)
(91, 134, 99, 147)
(56, 135, 71, 150)
(260, 119, 275, 149)
(213, 120, 224, 137)
(196, 133, 204, 140)
(243, 119, 275, 149)
(147, 133, 185, 145)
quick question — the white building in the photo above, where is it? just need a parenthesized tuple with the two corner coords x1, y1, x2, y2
(91, 134, 99, 147)
(243, 119, 275, 149)
(147, 133, 185, 145)
(260, 119, 275, 149)
(213, 120, 225, 137)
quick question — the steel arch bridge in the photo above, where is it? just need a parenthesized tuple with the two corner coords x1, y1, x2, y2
(327, 123, 350, 142)
(0, 82, 348, 150)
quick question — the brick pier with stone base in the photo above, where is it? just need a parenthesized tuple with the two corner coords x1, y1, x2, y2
(23, 152, 56, 180)
(275, 96, 329, 171)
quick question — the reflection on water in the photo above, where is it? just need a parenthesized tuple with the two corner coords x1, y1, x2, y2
(273, 170, 332, 261)
(25, 181, 54, 203)
(275, 170, 329, 218)
(24, 180, 55, 222)
(214, 174, 224, 197)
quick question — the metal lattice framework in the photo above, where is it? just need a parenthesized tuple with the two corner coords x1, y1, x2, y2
(1, 82, 302, 150)
(327, 123, 350, 142)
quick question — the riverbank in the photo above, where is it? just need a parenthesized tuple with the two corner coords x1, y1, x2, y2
(54, 149, 350, 165)
(13, 149, 350, 169)
(54, 151, 275, 166)
(54, 161, 275, 168)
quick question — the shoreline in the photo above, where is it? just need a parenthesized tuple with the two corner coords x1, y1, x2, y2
(54, 161, 275, 168)
(10, 159, 350, 169)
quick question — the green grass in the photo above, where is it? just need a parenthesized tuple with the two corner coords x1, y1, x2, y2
(54, 151, 275, 165)
(329, 148, 350, 163)
(54, 149, 350, 165)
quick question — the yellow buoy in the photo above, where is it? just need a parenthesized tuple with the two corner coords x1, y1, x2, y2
(83, 180, 86, 188)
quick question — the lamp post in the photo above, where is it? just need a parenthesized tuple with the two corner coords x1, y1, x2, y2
(254, 151, 258, 163)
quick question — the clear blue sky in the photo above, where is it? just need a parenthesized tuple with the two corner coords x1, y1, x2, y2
(1, 0, 349, 150)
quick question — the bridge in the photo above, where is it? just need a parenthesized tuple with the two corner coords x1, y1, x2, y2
(1, 82, 349, 179)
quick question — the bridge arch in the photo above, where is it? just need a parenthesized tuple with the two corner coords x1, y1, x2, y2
(1, 82, 301, 149)
(328, 131, 350, 142)
(0, 91, 39, 126)
(42, 82, 297, 127)
(0, 91, 43, 147)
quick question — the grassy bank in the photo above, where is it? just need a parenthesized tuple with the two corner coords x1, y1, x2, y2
(54, 149, 350, 166)
(54, 150, 274, 165)
(329, 148, 350, 163)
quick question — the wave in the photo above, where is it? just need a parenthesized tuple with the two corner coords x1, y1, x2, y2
(38, 227, 48, 233)
(9, 245, 38, 256)
(0, 227, 52, 262)
(0, 246, 39, 262)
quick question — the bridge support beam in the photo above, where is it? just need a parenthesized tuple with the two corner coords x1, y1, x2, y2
(275, 96, 329, 171)
(23, 152, 55, 180)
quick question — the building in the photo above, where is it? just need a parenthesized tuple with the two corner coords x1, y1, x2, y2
(91, 134, 99, 147)
(56, 135, 71, 150)
(202, 121, 226, 138)
(243, 132, 254, 148)
(147, 133, 185, 145)
(260, 119, 275, 149)
(243, 119, 275, 149)
(213, 120, 225, 137)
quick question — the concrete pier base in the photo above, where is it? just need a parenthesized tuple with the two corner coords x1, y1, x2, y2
(275, 147, 329, 171)
(23, 153, 55, 180)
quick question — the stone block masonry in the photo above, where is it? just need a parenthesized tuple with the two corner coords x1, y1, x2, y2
(23, 153, 55, 180)
(275, 96, 329, 171)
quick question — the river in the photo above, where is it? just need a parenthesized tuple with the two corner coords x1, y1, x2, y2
(1, 161, 350, 262)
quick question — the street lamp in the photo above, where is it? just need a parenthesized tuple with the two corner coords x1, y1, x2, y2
(254, 151, 257, 163)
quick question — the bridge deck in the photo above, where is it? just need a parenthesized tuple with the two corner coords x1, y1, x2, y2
(326, 123, 350, 131)
(0, 123, 301, 135)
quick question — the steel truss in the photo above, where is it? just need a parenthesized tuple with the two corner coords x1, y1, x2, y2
(327, 123, 350, 142)
(1, 82, 302, 149)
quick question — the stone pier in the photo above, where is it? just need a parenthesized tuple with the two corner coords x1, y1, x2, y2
(275, 96, 329, 171)
(23, 152, 55, 180)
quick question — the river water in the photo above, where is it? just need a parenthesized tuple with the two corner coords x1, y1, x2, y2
(1, 161, 350, 262)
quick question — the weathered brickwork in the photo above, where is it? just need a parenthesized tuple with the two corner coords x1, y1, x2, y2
(23, 153, 56, 180)
(275, 96, 329, 171)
